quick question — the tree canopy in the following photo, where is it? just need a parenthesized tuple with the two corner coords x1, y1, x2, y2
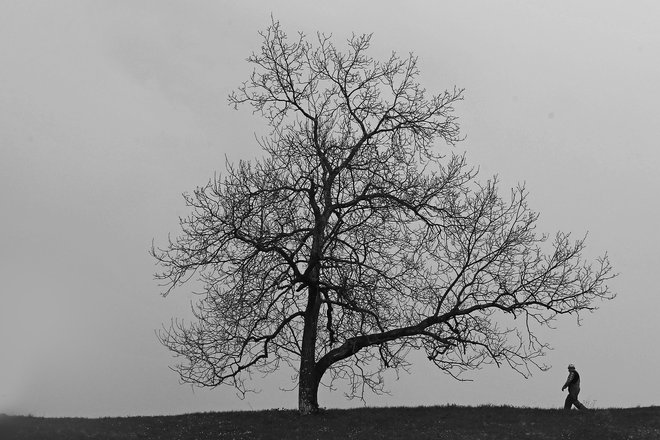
(152, 20, 615, 414)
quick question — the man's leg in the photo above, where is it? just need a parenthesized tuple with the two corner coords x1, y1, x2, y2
(564, 394, 573, 410)
(568, 392, 587, 410)
(573, 392, 587, 410)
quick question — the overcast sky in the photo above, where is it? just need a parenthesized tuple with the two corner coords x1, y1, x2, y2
(2, 1, 659, 417)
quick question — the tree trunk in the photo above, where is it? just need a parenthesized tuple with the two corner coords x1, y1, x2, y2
(299, 203, 328, 414)
(298, 361, 321, 414)
(298, 282, 322, 414)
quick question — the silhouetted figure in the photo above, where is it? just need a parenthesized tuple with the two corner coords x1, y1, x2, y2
(562, 363, 587, 410)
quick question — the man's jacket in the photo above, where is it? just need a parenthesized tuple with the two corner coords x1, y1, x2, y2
(563, 369, 581, 395)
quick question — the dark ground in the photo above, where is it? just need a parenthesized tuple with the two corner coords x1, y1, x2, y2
(2, 405, 660, 440)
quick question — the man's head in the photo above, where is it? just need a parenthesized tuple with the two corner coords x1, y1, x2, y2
(568, 364, 576, 370)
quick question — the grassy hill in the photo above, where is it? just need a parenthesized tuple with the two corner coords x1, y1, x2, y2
(2, 405, 659, 439)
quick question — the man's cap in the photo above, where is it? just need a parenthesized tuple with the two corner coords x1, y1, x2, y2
(568, 363, 575, 369)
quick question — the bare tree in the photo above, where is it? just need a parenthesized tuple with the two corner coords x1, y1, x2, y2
(152, 20, 615, 414)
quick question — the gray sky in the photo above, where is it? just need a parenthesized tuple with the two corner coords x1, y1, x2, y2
(1, 1, 659, 417)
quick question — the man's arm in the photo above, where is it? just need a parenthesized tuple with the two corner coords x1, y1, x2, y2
(561, 372, 575, 391)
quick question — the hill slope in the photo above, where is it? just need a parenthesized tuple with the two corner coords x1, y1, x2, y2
(2, 405, 659, 439)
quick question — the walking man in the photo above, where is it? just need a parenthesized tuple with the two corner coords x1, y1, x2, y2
(562, 363, 587, 410)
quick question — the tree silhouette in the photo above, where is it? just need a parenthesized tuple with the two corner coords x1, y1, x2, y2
(152, 20, 615, 414)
